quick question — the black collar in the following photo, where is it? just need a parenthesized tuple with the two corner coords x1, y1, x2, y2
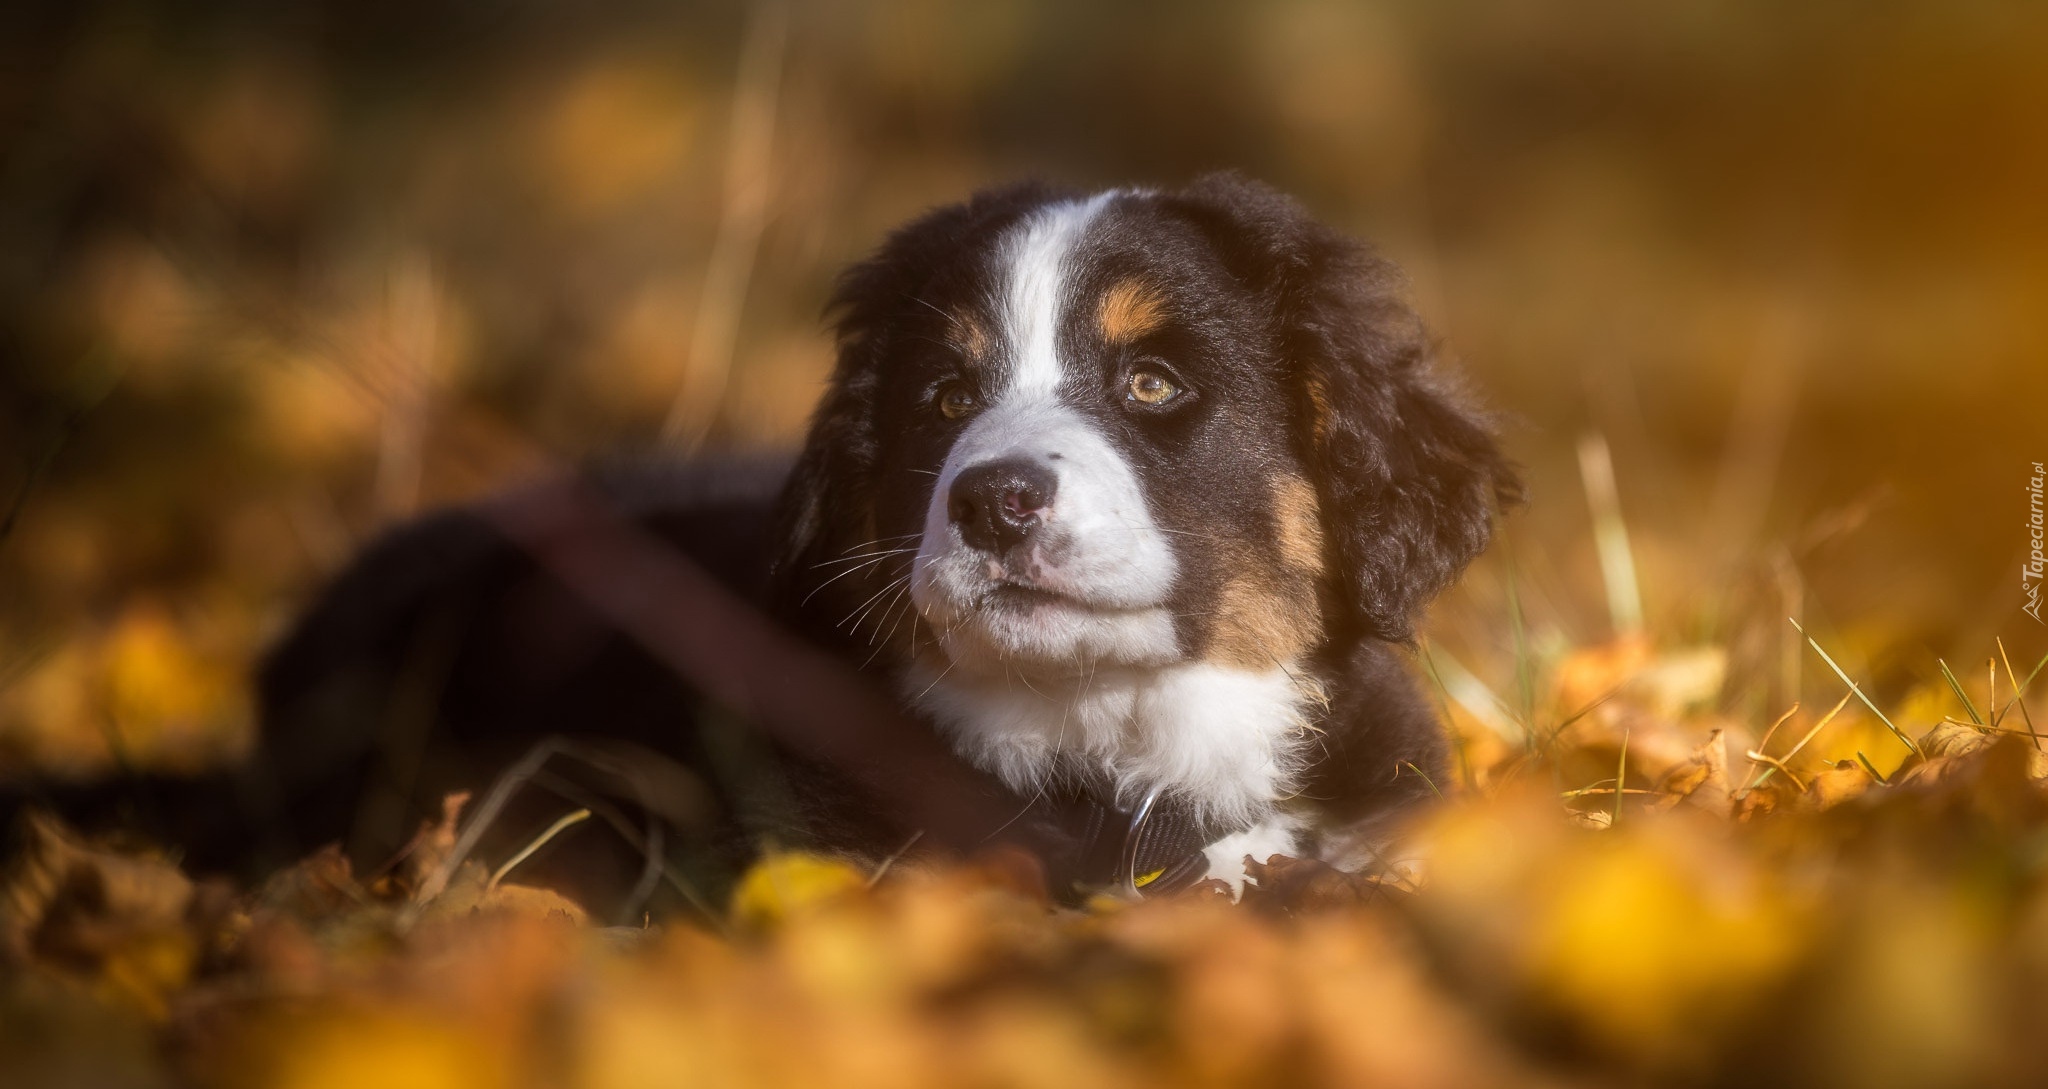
(1038, 784, 1239, 898)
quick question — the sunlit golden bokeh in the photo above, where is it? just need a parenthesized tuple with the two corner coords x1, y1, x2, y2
(3, 2, 2046, 1085)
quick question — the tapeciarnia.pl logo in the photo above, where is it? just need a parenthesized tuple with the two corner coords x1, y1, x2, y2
(2027, 461, 2046, 623)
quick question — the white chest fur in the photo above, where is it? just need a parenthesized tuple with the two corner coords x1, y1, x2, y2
(905, 658, 1319, 837)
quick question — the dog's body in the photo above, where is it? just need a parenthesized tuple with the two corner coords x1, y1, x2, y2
(16, 176, 1516, 909)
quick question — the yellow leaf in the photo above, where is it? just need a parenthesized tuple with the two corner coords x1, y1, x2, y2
(729, 852, 869, 931)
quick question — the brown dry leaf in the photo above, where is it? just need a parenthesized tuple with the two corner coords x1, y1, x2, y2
(1241, 853, 1395, 913)
(1886, 733, 2048, 835)
(476, 883, 588, 925)
(1731, 781, 1785, 822)
(1915, 720, 1998, 762)
(254, 844, 363, 924)
(1903, 721, 2048, 780)
(0, 813, 211, 1019)
(412, 861, 589, 925)
(1658, 728, 1733, 812)
(391, 791, 470, 896)
(1805, 760, 1873, 809)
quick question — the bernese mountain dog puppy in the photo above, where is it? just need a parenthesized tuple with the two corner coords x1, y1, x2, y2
(23, 174, 1518, 912)
(762, 173, 1521, 891)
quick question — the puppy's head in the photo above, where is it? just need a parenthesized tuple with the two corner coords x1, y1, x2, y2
(772, 175, 1519, 679)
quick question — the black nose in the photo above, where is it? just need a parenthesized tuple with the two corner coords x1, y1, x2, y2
(948, 458, 1057, 554)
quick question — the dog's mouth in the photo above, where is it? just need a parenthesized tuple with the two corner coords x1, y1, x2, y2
(913, 540, 1169, 622)
(971, 579, 1125, 621)
(980, 580, 1066, 608)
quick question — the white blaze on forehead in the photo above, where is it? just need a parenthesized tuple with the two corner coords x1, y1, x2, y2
(907, 187, 1174, 671)
(998, 191, 1117, 401)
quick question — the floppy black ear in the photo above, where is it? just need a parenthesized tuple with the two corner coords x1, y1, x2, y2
(1165, 173, 1522, 642)
(767, 182, 1068, 616)
(763, 261, 889, 616)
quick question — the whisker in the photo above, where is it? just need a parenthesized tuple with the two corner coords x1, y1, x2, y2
(801, 552, 905, 606)
(811, 546, 918, 570)
(832, 533, 921, 557)
(867, 580, 913, 646)
(1153, 527, 1239, 545)
(912, 655, 958, 702)
(884, 581, 924, 647)
(904, 294, 953, 321)
(860, 583, 916, 668)
(839, 572, 912, 637)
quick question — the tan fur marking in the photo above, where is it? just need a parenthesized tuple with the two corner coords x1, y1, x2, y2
(1207, 573, 1323, 669)
(1098, 279, 1169, 344)
(1303, 373, 1333, 447)
(1272, 475, 1326, 576)
(949, 310, 991, 362)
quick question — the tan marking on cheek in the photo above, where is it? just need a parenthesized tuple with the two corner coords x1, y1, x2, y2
(1206, 573, 1324, 669)
(1272, 474, 1326, 576)
(1098, 279, 1169, 344)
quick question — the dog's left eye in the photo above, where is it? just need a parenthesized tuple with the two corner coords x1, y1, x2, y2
(1126, 370, 1182, 406)
(937, 381, 980, 420)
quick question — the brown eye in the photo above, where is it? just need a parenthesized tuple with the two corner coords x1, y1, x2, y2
(938, 383, 979, 420)
(1127, 370, 1182, 406)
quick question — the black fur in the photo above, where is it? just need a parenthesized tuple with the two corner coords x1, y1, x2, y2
(1160, 174, 1523, 644)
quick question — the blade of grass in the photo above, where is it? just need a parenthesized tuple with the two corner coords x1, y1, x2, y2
(488, 808, 591, 892)
(867, 830, 926, 889)
(1401, 761, 1445, 800)
(1501, 527, 1537, 729)
(1993, 644, 2048, 722)
(1737, 703, 1801, 795)
(1561, 780, 1658, 800)
(1422, 644, 1526, 746)
(1997, 639, 2041, 749)
(1937, 658, 1983, 724)
(1989, 657, 1998, 727)
(1417, 637, 1479, 792)
(1743, 750, 1808, 792)
(1789, 618, 1919, 756)
(1855, 751, 1890, 785)
(1578, 432, 1644, 637)
(1748, 689, 1855, 793)
(1754, 703, 1802, 756)
(1551, 685, 1626, 739)
(1613, 729, 1630, 826)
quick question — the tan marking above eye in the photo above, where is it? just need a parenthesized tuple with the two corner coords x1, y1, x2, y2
(1128, 370, 1181, 405)
(1303, 373, 1333, 448)
(1272, 475, 1326, 575)
(1098, 279, 1169, 343)
(948, 309, 991, 362)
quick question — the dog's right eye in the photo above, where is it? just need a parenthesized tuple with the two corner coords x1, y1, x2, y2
(937, 382, 980, 420)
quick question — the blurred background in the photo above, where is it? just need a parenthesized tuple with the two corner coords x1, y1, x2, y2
(2, 0, 2044, 782)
